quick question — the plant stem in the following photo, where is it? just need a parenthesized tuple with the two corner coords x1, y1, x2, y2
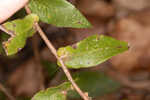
(25, 5, 90, 100)
(0, 25, 14, 36)
(0, 83, 16, 100)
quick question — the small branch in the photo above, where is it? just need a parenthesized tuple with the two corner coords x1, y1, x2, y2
(0, 25, 13, 36)
(0, 83, 16, 100)
(25, 5, 90, 100)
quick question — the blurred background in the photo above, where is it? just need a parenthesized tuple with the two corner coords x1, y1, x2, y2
(1, 0, 150, 100)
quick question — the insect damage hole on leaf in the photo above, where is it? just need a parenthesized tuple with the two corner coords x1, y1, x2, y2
(1, 14, 39, 55)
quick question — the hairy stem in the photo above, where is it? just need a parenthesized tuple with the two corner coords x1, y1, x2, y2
(25, 5, 90, 100)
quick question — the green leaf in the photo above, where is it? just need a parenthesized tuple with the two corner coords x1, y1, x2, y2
(28, 0, 91, 28)
(67, 71, 121, 99)
(42, 60, 59, 78)
(0, 33, 9, 55)
(33, 82, 71, 100)
(0, 91, 6, 100)
(2, 14, 39, 55)
(57, 35, 128, 69)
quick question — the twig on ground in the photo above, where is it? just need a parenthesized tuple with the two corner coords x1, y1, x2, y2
(0, 83, 16, 100)
(25, 5, 90, 100)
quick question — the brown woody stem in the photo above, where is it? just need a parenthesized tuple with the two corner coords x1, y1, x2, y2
(25, 5, 90, 100)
